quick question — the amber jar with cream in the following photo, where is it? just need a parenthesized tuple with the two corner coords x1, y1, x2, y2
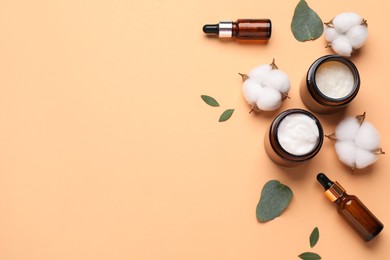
(264, 109, 324, 167)
(300, 55, 360, 114)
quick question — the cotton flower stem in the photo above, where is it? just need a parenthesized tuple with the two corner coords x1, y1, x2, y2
(325, 133, 337, 141)
(325, 43, 332, 48)
(324, 20, 334, 28)
(282, 93, 291, 101)
(373, 148, 385, 155)
(356, 112, 366, 126)
(249, 105, 256, 114)
(362, 19, 368, 27)
(238, 73, 249, 81)
(270, 59, 278, 70)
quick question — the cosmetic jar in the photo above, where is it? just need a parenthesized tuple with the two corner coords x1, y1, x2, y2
(300, 55, 360, 114)
(264, 109, 324, 167)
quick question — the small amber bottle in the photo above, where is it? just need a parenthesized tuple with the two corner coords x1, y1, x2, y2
(202, 19, 271, 40)
(317, 173, 384, 241)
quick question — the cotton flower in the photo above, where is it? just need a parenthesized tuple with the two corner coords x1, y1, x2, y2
(239, 59, 290, 112)
(324, 12, 368, 57)
(327, 112, 385, 170)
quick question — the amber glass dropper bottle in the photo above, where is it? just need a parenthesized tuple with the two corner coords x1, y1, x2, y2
(202, 19, 271, 40)
(317, 173, 384, 241)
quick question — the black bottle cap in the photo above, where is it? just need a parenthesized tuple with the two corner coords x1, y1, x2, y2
(317, 173, 334, 190)
(202, 24, 219, 35)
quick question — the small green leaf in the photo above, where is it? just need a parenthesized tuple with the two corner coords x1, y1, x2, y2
(298, 252, 321, 260)
(309, 227, 319, 248)
(201, 95, 220, 107)
(256, 180, 293, 222)
(219, 109, 234, 122)
(291, 0, 324, 42)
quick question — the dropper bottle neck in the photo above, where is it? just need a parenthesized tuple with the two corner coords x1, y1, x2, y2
(317, 173, 346, 202)
(203, 21, 233, 38)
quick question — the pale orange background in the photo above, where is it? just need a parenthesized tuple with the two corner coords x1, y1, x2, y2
(0, 0, 389, 259)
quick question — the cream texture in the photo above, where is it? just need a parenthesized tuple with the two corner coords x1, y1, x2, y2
(315, 61, 354, 99)
(277, 113, 320, 156)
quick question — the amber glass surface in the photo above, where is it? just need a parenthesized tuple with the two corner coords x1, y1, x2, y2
(232, 19, 271, 40)
(336, 193, 384, 241)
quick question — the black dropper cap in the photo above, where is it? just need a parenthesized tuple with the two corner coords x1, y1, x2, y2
(317, 173, 334, 190)
(202, 24, 219, 35)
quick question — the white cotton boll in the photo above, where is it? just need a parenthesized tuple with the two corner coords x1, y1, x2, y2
(256, 87, 282, 111)
(335, 141, 357, 168)
(331, 37, 353, 57)
(324, 27, 341, 42)
(263, 70, 290, 94)
(346, 25, 368, 49)
(354, 122, 380, 151)
(333, 12, 363, 34)
(248, 64, 272, 80)
(335, 117, 360, 141)
(242, 79, 263, 105)
(355, 148, 377, 169)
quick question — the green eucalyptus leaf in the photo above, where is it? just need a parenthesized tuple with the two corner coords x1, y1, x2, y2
(201, 95, 220, 107)
(298, 252, 321, 260)
(256, 180, 293, 222)
(309, 227, 319, 248)
(291, 0, 323, 42)
(219, 109, 234, 122)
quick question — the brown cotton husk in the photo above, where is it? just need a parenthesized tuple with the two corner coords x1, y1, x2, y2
(238, 73, 249, 82)
(356, 112, 366, 125)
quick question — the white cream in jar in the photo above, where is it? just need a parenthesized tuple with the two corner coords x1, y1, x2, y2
(315, 61, 354, 99)
(300, 55, 360, 114)
(265, 109, 323, 167)
(277, 113, 320, 155)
